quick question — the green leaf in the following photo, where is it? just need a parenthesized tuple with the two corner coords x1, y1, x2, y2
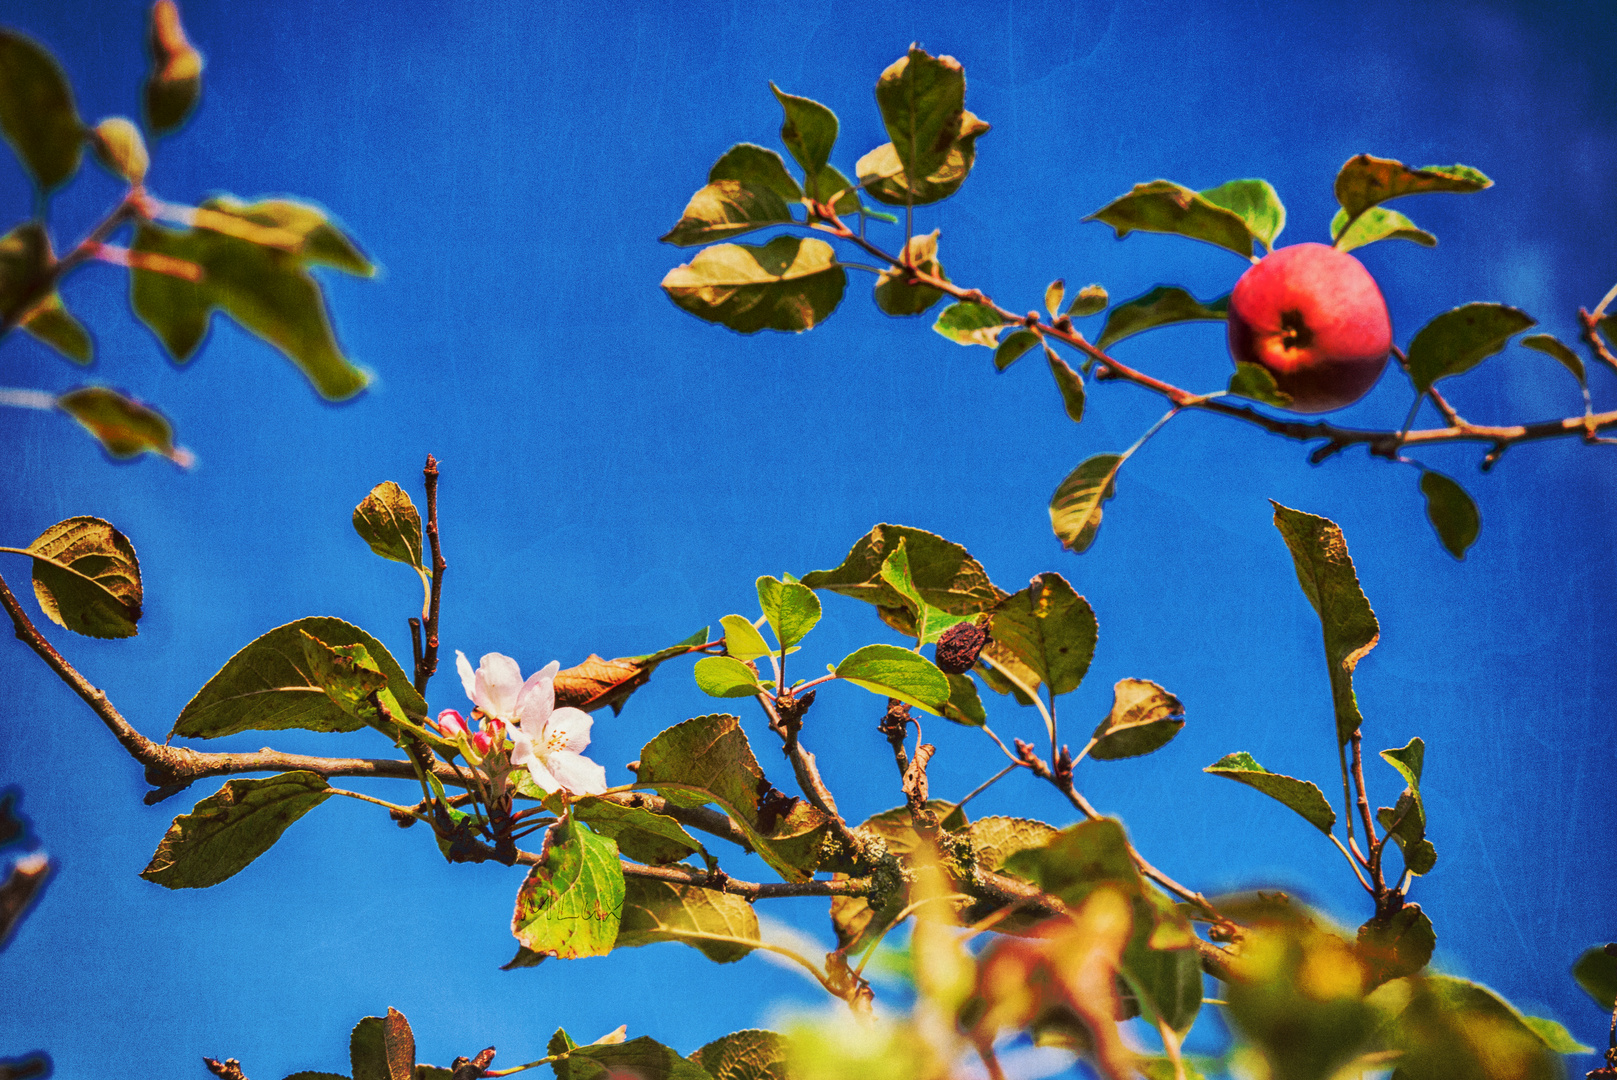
(22, 291, 93, 363)
(1089, 679, 1184, 760)
(1046, 347, 1085, 423)
(172, 616, 428, 739)
(511, 821, 624, 960)
(140, 771, 332, 889)
(0, 222, 51, 324)
(719, 613, 772, 662)
(352, 1016, 387, 1080)
(693, 655, 762, 698)
(1203, 751, 1336, 834)
(874, 47, 964, 189)
(89, 117, 149, 184)
(1066, 283, 1108, 318)
(932, 301, 1004, 347)
(196, 197, 374, 278)
(629, 626, 710, 665)
(1356, 903, 1435, 988)
(23, 515, 142, 639)
(967, 816, 1059, 874)
(879, 539, 975, 646)
(636, 713, 834, 881)
(990, 573, 1097, 697)
(1419, 470, 1481, 561)
(941, 672, 986, 727)
(57, 387, 189, 465)
(559, 1037, 713, 1080)
(615, 876, 758, 963)
(1096, 285, 1229, 350)
(298, 630, 391, 718)
(856, 112, 990, 207)
(993, 329, 1039, 371)
(1406, 302, 1536, 394)
(756, 575, 821, 649)
(1329, 206, 1436, 253)
(1370, 974, 1563, 1080)
(835, 644, 951, 715)
(771, 84, 837, 177)
(0, 30, 82, 190)
(144, 0, 203, 135)
(1271, 503, 1379, 745)
(1228, 361, 1294, 408)
(691, 1030, 789, 1080)
(1377, 793, 1436, 876)
(130, 222, 370, 401)
(661, 182, 794, 247)
(1520, 1016, 1593, 1055)
(568, 797, 703, 866)
(661, 235, 845, 334)
(802, 523, 1004, 624)
(1521, 333, 1585, 386)
(1334, 155, 1491, 220)
(1200, 178, 1286, 251)
(873, 230, 947, 316)
(803, 163, 862, 217)
(1044, 280, 1065, 318)
(1573, 945, 1617, 1011)
(1049, 453, 1123, 554)
(352, 481, 425, 570)
(1085, 180, 1255, 259)
(709, 143, 803, 203)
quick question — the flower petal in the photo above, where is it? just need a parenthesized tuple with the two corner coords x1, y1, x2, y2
(542, 706, 595, 755)
(514, 661, 561, 732)
(521, 755, 564, 795)
(476, 652, 525, 718)
(544, 750, 608, 796)
(456, 650, 477, 703)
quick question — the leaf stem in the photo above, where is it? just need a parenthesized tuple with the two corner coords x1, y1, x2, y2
(1329, 832, 1374, 893)
(978, 653, 1055, 747)
(955, 762, 1019, 810)
(328, 787, 430, 821)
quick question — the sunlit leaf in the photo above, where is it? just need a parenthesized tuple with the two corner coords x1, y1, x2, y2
(1271, 502, 1379, 745)
(1046, 347, 1085, 423)
(756, 575, 821, 648)
(557, 1036, 712, 1080)
(1521, 333, 1585, 386)
(23, 515, 142, 639)
(993, 328, 1039, 371)
(1520, 1015, 1593, 1055)
(1044, 280, 1064, 318)
(709, 142, 803, 203)
(1228, 361, 1293, 408)
(1334, 155, 1491, 220)
(691, 1029, 788, 1080)
(141, 771, 332, 889)
(615, 877, 759, 963)
(874, 230, 947, 316)
(352, 480, 425, 571)
(719, 613, 772, 662)
(1572, 945, 1617, 1011)
(172, 616, 427, 738)
(1085, 180, 1255, 259)
(1406, 302, 1535, 394)
(1419, 470, 1480, 560)
(661, 235, 844, 333)
(1330, 206, 1436, 253)
(1203, 751, 1336, 834)
(802, 523, 1003, 621)
(511, 821, 624, 960)
(0, 30, 82, 190)
(1049, 453, 1123, 554)
(932, 300, 1004, 346)
(131, 222, 370, 400)
(835, 644, 951, 715)
(298, 630, 391, 719)
(636, 713, 834, 881)
(89, 117, 148, 184)
(1200, 178, 1286, 251)
(195, 197, 374, 277)
(567, 796, 704, 867)
(1369, 974, 1562, 1080)
(859, 49, 988, 206)
(1096, 285, 1228, 350)
(21, 291, 92, 363)
(144, 0, 203, 135)
(57, 386, 190, 465)
(991, 573, 1096, 697)
(661, 181, 795, 247)
(693, 655, 762, 698)
(1089, 679, 1184, 760)
(1066, 283, 1108, 318)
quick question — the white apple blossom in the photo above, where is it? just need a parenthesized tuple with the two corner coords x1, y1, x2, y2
(454, 650, 607, 796)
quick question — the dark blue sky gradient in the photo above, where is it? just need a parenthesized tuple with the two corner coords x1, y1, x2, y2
(2, 1, 1614, 1075)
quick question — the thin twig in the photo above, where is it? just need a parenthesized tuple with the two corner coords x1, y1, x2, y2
(415, 455, 446, 696)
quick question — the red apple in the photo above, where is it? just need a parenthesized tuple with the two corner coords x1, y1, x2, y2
(1227, 242, 1393, 413)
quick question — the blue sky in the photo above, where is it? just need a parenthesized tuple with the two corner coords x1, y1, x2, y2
(1, 0, 1614, 1075)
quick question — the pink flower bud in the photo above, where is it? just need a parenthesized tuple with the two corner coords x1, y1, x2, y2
(437, 709, 468, 738)
(471, 729, 493, 755)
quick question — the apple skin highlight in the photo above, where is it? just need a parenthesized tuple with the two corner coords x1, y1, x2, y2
(1227, 242, 1393, 413)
